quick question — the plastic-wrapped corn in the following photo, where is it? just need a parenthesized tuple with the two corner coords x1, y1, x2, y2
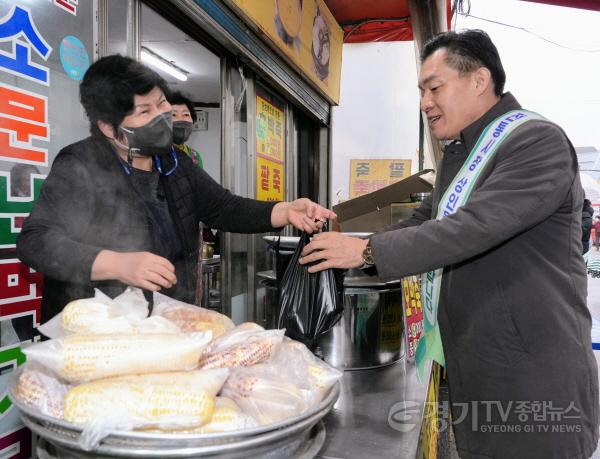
(153, 292, 234, 337)
(14, 365, 70, 419)
(198, 397, 257, 433)
(63, 378, 215, 430)
(23, 332, 212, 384)
(221, 365, 308, 425)
(112, 368, 228, 397)
(39, 288, 153, 338)
(199, 324, 284, 370)
(269, 339, 342, 407)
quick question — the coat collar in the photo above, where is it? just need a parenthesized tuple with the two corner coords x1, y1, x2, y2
(460, 92, 522, 153)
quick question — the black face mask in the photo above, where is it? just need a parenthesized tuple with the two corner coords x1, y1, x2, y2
(119, 112, 173, 157)
(172, 121, 193, 145)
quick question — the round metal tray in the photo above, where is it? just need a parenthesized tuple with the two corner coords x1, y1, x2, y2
(9, 368, 340, 458)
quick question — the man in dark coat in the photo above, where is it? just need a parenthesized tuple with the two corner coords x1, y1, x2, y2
(582, 198, 594, 254)
(300, 30, 598, 458)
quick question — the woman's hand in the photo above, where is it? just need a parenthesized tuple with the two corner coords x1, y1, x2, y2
(271, 198, 337, 233)
(91, 250, 177, 291)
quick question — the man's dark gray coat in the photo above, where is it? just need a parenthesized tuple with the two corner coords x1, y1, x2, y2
(371, 93, 599, 458)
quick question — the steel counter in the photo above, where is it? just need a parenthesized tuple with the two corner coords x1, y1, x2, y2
(317, 359, 431, 459)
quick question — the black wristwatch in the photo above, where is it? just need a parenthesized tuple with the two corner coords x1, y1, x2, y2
(362, 239, 375, 267)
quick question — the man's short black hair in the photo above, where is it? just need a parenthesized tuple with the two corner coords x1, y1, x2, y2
(421, 29, 506, 97)
(79, 55, 171, 138)
(168, 90, 197, 124)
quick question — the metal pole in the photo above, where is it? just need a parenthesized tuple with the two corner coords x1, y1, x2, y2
(408, 0, 449, 170)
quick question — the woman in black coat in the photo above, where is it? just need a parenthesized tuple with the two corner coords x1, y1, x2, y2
(16, 55, 334, 323)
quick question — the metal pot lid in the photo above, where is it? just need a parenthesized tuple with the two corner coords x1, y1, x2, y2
(263, 233, 373, 251)
(257, 269, 401, 289)
(343, 275, 401, 288)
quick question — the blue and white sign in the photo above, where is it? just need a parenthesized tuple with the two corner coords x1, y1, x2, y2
(59, 34, 88, 81)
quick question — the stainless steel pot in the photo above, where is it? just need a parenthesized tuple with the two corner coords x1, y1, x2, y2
(257, 268, 404, 370)
(314, 272, 404, 370)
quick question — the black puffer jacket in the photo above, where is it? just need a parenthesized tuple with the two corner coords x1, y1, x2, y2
(17, 136, 277, 322)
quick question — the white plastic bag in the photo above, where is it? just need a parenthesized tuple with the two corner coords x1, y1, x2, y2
(152, 292, 234, 337)
(23, 332, 212, 383)
(199, 324, 284, 370)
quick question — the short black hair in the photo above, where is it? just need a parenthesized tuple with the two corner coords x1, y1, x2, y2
(421, 29, 506, 97)
(168, 90, 197, 124)
(79, 55, 171, 138)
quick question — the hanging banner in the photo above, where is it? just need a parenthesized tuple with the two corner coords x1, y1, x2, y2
(229, 0, 343, 104)
(256, 93, 285, 201)
(402, 275, 424, 361)
(256, 156, 284, 201)
(349, 159, 412, 198)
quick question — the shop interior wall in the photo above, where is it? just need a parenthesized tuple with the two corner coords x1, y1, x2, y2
(187, 106, 221, 183)
(330, 41, 421, 205)
(139, 3, 222, 181)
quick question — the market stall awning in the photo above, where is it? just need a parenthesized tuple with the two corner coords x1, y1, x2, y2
(521, 0, 600, 11)
(324, 0, 452, 43)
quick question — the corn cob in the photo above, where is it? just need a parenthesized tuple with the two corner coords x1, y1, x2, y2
(198, 338, 277, 370)
(61, 299, 116, 334)
(112, 368, 228, 396)
(199, 326, 284, 370)
(221, 366, 307, 425)
(64, 378, 215, 429)
(157, 300, 234, 337)
(198, 397, 257, 433)
(202, 322, 264, 355)
(15, 368, 69, 419)
(23, 332, 212, 384)
(272, 340, 342, 395)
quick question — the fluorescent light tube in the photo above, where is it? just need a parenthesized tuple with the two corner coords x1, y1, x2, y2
(141, 48, 188, 82)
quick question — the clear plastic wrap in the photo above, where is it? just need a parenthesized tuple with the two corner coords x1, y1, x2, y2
(199, 324, 284, 370)
(111, 368, 229, 396)
(22, 332, 212, 383)
(152, 292, 234, 338)
(197, 397, 257, 433)
(269, 338, 342, 407)
(64, 373, 218, 450)
(221, 364, 308, 425)
(14, 363, 71, 419)
(38, 288, 180, 338)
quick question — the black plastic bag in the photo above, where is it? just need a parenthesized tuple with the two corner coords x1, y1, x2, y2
(277, 229, 344, 346)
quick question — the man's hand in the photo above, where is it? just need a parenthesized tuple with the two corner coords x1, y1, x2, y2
(271, 198, 337, 233)
(299, 232, 368, 273)
(91, 250, 177, 291)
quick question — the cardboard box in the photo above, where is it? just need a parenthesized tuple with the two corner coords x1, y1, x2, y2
(334, 169, 434, 232)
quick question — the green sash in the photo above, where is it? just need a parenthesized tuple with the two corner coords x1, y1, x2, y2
(415, 109, 546, 383)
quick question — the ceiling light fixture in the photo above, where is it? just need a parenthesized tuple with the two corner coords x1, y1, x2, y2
(141, 47, 188, 82)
